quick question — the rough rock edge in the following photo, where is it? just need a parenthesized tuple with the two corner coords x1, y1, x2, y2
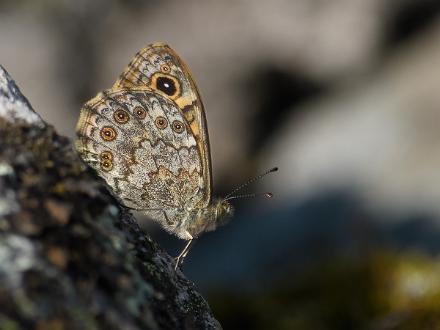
(0, 66, 45, 127)
(0, 65, 222, 330)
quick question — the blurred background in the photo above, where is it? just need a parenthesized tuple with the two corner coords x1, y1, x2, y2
(2, 0, 440, 328)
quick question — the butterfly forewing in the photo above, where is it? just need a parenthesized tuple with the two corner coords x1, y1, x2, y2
(113, 42, 212, 208)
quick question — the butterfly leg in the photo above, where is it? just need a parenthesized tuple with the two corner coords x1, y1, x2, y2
(174, 236, 194, 270)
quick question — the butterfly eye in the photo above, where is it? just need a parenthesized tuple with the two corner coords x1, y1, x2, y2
(161, 64, 171, 73)
(100, 151, 113, 161)
(101, 160, 113, 172)
(155, 116, 168, 129)
(133, 106, 147, 119)
(172, 120, 185, 133)
(114, 109, 129, 124)
(100, 126, 117, 141)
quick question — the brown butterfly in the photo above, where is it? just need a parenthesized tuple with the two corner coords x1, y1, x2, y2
(76, 42, 276, 268)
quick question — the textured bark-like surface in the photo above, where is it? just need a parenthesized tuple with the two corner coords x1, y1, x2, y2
(0, 66, 221, 330)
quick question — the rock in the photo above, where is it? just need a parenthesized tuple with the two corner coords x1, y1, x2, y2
(0, 66, 221, 330)
(0, 66, 44, 127)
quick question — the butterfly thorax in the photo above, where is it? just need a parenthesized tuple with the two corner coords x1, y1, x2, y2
(179, 199, 234, 239)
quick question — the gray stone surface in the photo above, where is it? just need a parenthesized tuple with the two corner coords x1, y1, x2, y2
(0, 66, 44, 127)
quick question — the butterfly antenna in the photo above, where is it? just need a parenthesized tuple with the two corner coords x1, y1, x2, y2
(223, 167, 278, 200)
(223, 192, 273, 202)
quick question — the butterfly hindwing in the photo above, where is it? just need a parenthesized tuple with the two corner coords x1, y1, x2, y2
(76, 88, 205, 213)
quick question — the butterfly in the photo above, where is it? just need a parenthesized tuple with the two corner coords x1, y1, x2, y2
(75, 42, 276, 269)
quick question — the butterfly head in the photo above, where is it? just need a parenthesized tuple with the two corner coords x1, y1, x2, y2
(215, 199, 234, 221)
(186, 199, 234, 237)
